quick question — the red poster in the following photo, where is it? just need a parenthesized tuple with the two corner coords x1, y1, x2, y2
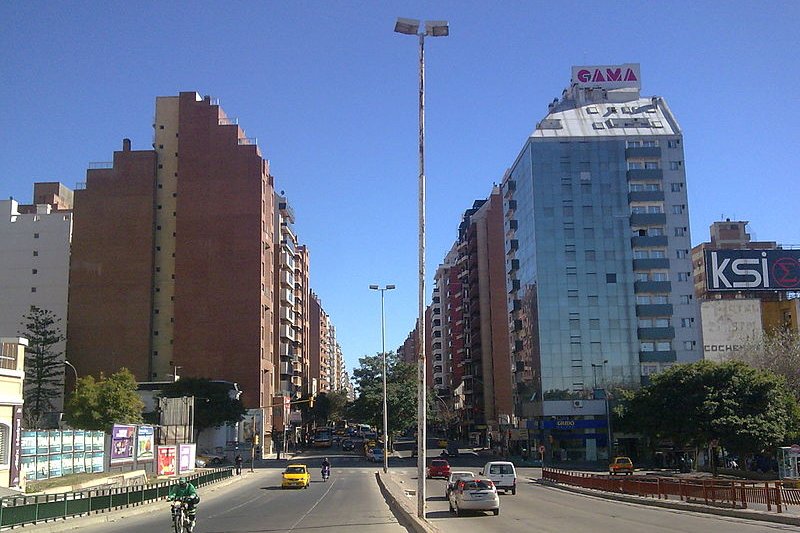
(157, 445, 177, 476)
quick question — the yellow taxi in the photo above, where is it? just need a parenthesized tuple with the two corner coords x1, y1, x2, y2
(282, 464, 311, 489)
(609, 456, 634, 476)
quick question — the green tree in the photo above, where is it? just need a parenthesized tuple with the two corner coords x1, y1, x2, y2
(64, 368, 144, 430)
(20, 307, 65, 428)
(160, 378, 246, 441)
(620, 360, 800, 459)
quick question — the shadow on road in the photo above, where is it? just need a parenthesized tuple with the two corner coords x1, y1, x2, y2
(427, 496, 447, 502)
(426, 510, 452, 519)
(260, 486, 286, 491)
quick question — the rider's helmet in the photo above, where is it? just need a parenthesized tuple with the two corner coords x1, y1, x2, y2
(179, 477, 188, 486)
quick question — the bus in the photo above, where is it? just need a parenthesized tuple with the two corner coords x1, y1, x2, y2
(313, 427, 333, 448)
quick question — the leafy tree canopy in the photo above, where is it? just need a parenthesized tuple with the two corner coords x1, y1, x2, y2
(160, 377, 246, 439)
(64, 368, 144, 431)
(619, 360, 800, 456)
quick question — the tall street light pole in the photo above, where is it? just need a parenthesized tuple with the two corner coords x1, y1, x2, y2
(370, 284, 395, 474)
(394, 16, 449, 520)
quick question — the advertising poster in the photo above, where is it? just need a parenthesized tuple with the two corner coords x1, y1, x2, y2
(92, 451, 104, 473)
(35, 456, 48, 480)
(21, 431, 36, 456)
(178, 444, 193, 474)
(36, 431, 48, 455)
(10, 405, 23, 488)
(93, 431, 104, 451)
(111, 425, 135, 463)
(62, 452, 74, 476)
(136, 426, 155, 461)
(74, 430, 85, 452)
(158, 445, 177, 476)
(62, 430, 74, 454)
(73, 452, 85, 474)
(48, 454, 62, 478)
(48, 431, 61, 454)
(22, 455, 36, 481)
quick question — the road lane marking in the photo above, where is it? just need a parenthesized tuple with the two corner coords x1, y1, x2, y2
(287, 478, 338, 531)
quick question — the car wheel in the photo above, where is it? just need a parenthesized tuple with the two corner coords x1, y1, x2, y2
(449, 501, 454, 513)
(512, 486, 516, 495)
(454, 505, 460, 517)
(493, 509, 499, 516)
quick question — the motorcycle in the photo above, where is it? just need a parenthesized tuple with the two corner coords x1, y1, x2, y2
(321, 465, 330, 482)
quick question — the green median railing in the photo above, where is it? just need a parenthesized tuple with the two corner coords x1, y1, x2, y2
(0, 467, 233, 529)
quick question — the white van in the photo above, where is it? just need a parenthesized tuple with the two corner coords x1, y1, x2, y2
(481, 461, 518, 495)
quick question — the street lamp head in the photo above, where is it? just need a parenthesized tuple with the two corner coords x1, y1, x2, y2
(394, 17, 420, 35)
(425, 20, 449, 37)
(369, 284, 379, 290)
(386, 284, 396, 290)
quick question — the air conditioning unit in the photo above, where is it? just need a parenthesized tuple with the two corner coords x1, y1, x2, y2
(572, 400, 584, 409)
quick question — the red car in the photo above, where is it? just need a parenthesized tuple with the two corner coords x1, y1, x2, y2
(427, 459, 451, 479)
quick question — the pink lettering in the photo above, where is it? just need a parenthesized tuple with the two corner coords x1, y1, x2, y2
(624, 69, 638, 82)
(577, 69, 591, 82)
(605, 68, 622, 81)
(592, 69, 606, 82)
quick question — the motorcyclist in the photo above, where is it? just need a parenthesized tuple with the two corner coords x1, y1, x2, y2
(168, 477, 200, 532)
(321, 457, 331, 478)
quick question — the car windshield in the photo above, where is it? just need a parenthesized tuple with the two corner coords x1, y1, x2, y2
(464, 480, 493, 490)
(431, 460, 447, 466)
(450, 472, 474, 482)
(616, 458, 631, 464)
(489, 464, 514, 474)
(285, 467, 306, 474)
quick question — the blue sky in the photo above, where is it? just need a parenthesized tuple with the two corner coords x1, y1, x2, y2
(2, 1, 798, 374)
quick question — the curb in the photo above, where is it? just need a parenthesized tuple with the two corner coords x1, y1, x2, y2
(375, 471, 437, 533)
(15, 471, 246, 532)
(538, 479, 800, 527)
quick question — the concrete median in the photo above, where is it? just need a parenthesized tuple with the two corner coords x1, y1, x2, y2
(376, 470, 438, 533)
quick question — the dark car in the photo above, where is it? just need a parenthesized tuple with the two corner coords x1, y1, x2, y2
(341, 439, 354, 451)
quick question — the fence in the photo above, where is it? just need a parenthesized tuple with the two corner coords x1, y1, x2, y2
(542, 468, 800, 514)
(0, 467, 233, 529)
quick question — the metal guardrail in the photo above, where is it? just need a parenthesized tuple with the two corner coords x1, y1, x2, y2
(0, 467, 233, 529)
(542, 467, 800, 514)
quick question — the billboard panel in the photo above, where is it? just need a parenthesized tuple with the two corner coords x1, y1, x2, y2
(136, 426, 155, 461)
(705, 250, 800, 291)
(110, 425, 135, 463)
(178, 443, 196, 474)
(158, 445, 177, 476)
(701, 299, 762, 362)
(571, 63, 641, 90)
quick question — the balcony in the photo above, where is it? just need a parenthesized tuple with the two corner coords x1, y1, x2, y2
(636, 304, 674, 317)
(629, 213, 667, 226)
(638, 327, 676, 340)
(633, 258, 670, 271)
(631, 235, 668, 248)
(639, 350, 677, 363)
(627, 168, 663, 181)
(279, 361, 291, 375)
(626, 146, 662, 159)
(634, 280, 672, 293)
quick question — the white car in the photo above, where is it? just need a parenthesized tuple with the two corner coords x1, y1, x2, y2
(445, 471, 475, 499)
(449, 478, 500, 516)
(481, 461, 518, 495)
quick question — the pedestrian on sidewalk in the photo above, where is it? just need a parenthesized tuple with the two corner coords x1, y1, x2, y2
(235, 454, 243, 475)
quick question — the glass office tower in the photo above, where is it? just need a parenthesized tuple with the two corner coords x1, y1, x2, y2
(504, 65, 701, 461)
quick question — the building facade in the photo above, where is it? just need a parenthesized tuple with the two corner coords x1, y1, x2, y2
(0, 338, 26, 489)
(504, 65, 702, 460)
(67, 93, 277, 452)
(0, 184, 73, 415)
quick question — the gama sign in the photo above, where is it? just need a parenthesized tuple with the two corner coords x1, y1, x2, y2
(705, 250, 800, 291)
(571, 63, 641, 90)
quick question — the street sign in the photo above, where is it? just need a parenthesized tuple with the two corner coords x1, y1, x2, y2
(538, 445, 546, 453)
(790, 444, 800, 455)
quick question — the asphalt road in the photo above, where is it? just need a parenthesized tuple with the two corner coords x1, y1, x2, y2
(389, 466, 796, 533)
(53, 453, 404, 533)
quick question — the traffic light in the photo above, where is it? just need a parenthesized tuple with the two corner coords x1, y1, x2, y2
(309, 395, 315, 408)
(253, 435, 259, 446)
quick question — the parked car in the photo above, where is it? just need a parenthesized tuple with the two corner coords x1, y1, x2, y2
(481, 461, 517, 494)
(341, 439, 354, 451)
(281, 464, 311, 489)
(609, 456, 634, 475)
(445, 471, 475, 499)
(427, 459, 451, 479)
(366, 448, 375, 461)
(449, 478, 500, 516)
(372, 448, 384, 463)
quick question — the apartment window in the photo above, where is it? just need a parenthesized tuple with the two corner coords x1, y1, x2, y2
(32, 251, 38, 257)
(680, 295, 693, 304)
(628, 162, 643, 170)
(32, 269, 37, 275)
(585, 250, 596, 261)
(606, 273, 617, 283)
(677, 249, 689, 259)
(669, 161, 683, 170)
(652, 272, 668, 281)
(640, 342, 655, 352)
(681, 318, 694, 328)
(33, 233, 39, 239)
(31, 287, 36, 293)
(684, 341, 695, 350)
(639, 319, 652, 328)
(674, 227, 686, 237)
(656, 341, 672, 351)
(650, 250, 666, 258)
(668, 140, 680, 148)
(677, 272, 690, 282)
(636, 273, 649, 282)
(671, 183, 683, 193)
(672, 205, 685, 214)
(636, 296, 651, 304)
(563, 206, 574, 217)
(651, 295, 668, 304)
(644, 162, 659, 169)
(589, 319, 600, 330)
(0, 424, 9, 465)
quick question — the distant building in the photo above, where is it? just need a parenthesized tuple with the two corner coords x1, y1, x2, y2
(692, 219, 799, 360)
(504, 64, 701, 461)
(0, 183, 73, 415)
(66, 93, 277, 454)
